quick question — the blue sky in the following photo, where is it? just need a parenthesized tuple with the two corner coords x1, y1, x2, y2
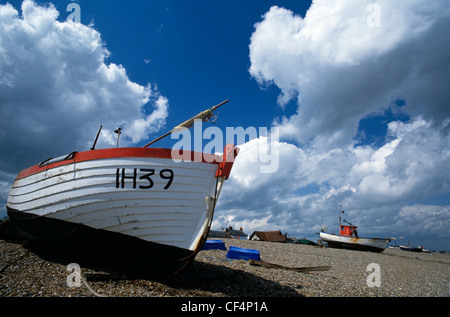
(81, 0, 308, 141)
(1, 0, 449, 250)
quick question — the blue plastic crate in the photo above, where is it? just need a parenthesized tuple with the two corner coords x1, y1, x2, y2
(226, 246, 261, 261)
(202, 240, 227, 250)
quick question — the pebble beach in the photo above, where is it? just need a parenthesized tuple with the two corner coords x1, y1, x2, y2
(1, 235, 449, 298)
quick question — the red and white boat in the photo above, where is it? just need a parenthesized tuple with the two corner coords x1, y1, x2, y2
(6, 101, 238, 275)
(320, 205, 391, 253)
(320, 230, 391, 253)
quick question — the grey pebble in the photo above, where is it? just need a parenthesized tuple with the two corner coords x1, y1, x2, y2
(1, 239, 449, 297)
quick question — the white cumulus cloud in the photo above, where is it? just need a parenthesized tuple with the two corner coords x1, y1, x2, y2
(0, 0, 169, 174)
(249, 1, 449, 145)
(215, 1, 450, 248)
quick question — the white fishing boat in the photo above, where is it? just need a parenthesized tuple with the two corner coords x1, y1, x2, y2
(319, 232, 391, 253)
(320, 205, 391, 253)
(399, 245, 423, 252)
(6, 100, 238, 275)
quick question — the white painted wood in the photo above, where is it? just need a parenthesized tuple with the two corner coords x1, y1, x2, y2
(7, 155, 222, 251)
(320, 232, 390, 251)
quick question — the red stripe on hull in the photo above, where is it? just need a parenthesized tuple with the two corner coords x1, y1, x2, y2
(16, 147, 222, 180)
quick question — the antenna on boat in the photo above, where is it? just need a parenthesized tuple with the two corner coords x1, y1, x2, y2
(338, 204, 343, 228)
(91, 125, 102, 150)
(343, 219, 354, 226)
(143, 99, 229, 148)
(114, 127, 122, 148)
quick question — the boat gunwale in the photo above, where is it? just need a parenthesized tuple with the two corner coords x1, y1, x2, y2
(16, 147, 223, 180)
(320, 232, 391, 242)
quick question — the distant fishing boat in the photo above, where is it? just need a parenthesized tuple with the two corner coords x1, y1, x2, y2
(399, 245, 423, 252)
(320, 232, 391, 253)
(6, 100, 238, 275)
(319, 205, 391, 253)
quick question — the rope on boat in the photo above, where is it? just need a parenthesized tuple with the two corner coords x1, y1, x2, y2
(67, 263, 107, 297)
(0, 218, 9, 228)
(78, 273, 107, 297)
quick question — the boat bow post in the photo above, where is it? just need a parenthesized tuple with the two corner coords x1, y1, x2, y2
(175, 143, 239, 273)
(6, 99, 239, 276)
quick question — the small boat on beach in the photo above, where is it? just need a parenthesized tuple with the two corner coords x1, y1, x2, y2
(400, 245, 423, 252)
(320, 232, 391, 253)
(319, 205, 391, 253)
(6, 100, 238, 275)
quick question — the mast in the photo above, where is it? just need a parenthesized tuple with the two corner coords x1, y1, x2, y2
(114, 127, 122, 148)
(143, 99, 229, 148)
(90, 125, 102, 150)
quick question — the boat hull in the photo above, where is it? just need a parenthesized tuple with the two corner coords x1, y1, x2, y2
(6, 208, 194, 275)
(7, 147, 236, 275)
(320, 232, 390, 253)
(400, 246, 422, 252)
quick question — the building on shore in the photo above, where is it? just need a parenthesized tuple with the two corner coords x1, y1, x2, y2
(249, 230, 287, 243)
(209, 226, 248, 239)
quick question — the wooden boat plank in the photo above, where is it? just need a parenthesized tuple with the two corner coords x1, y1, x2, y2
(6, 144, 237, 273)
(10, 160, 216, 192)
